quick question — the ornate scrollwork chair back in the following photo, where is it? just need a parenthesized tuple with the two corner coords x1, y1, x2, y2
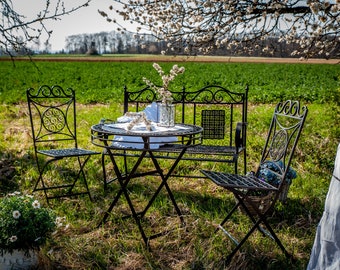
(256, 100, 308, 200)
(27, 85, 99, 203)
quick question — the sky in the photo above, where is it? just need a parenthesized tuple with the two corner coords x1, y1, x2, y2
(12, 0, 130, 52)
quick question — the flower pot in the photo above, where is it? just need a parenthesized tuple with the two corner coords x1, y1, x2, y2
(157, 102, 175, 127)
(0, 249, 38, 270)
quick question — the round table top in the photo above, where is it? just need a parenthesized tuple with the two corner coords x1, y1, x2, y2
(91, 122, 203, 137)
(91, 122, 203, 150)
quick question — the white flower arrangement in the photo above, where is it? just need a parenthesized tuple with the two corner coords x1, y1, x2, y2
(143, 63, 185, 104)
(0, 192, 56, 254)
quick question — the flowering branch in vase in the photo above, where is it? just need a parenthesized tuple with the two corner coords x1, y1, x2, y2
(143, 63, 185, 104)
(125, 112, 152, 131)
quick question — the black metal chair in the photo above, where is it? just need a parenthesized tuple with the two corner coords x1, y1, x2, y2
(27, 85, 100, 203)
(201, 100, 308, 263)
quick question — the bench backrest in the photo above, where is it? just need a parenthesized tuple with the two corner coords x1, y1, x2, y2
(123, 85, 248, 146)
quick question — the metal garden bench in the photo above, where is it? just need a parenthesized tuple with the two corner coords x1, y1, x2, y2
(101, 85, 248, 188)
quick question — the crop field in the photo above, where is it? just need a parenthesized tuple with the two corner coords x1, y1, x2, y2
(0, 56, 339, 269)
(0, 56, 339, 104)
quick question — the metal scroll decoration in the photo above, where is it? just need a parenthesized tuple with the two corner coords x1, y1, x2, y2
(268, 100, 307, 162)
(125, 86, 157, 103)
(42, 107, 66, 133)
(269, 129, 288, 161)
(27, 85, 75, 139)
(27, 85, 74, 98)
(275, 100, 307, 118)
(182, 86, 246, 104)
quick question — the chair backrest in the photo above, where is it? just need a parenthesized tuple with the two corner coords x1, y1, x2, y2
(256, 100, 308, 192)
(27, 85, 78, 151)
(123, 86, 157, 113)
(124, 85, 248, 147)
(174, 85, 248, 145)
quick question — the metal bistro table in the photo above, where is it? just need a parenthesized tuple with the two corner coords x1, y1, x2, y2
(91, 122, 203, 245)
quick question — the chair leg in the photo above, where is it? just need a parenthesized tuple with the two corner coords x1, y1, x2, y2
(259, 216, 291, 259)
(101, 153, 108, 191)
(219, 192, 291, 264)
(76, 156, 92, 201)
(34, 156, 93, 202)
(33, 158, 59, 204)
(234, 158, 238, 174)
(226, 215, 292, 263)
(123, 150, 128, 176)
(217, 202, 240, 231)
(243, 149, 247, 175)
(225, 218, 262, 264)
(234, 192, 274, 239)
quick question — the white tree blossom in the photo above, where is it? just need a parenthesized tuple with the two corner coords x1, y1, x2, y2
(99, 0, 340, 58)
(0, 0, 91, 56)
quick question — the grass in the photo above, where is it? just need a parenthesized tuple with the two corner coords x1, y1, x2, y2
(0, 59, 339, 269)
(0, 60, 339, 104)
(1, 99, 339, 269)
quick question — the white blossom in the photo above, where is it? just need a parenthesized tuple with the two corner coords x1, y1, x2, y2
(9, 235, 18, 242)
(143, 63, 185, 104)
(101, 0, 339, 58)
(13, 210, 21, 219)
(32, 200, 41, 209)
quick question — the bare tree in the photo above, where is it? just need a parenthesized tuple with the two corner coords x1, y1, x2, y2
(99, 0, 339, 58)
(0, 0, 91, 56)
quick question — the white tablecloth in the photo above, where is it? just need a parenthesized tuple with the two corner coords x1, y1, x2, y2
(307, 144, 340, 270)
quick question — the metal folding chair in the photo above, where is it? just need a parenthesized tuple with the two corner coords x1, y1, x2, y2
(27, 85, 100, 203)
(201, 100, 308, 263)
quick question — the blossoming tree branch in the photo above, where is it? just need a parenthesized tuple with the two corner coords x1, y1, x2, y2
(0, 0, 91, 56)
(99, 0, 339, 58)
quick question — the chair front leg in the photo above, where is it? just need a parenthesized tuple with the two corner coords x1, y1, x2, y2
(33, 156, 60, 203)
(75, 155, 92, 201)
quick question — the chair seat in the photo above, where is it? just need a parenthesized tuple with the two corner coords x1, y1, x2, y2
(185, 145, 243, 155)
(201, 170, 278, 191)
(158, 144, 243, 155)
(38, 148, 99, 158)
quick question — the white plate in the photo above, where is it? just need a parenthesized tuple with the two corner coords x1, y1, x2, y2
(117, 116, 133, 123)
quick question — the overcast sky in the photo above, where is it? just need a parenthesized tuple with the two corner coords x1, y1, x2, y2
(12, 0, 129, 52)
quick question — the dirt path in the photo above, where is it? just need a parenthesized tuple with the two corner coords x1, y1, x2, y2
(2, 55, 339, 64)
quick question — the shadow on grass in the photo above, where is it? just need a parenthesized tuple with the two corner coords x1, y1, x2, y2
(101, 179, 320, 269)
(1, 151, 321, 269)
(0, 150, 22, 195)
(102, 175, 323, 230)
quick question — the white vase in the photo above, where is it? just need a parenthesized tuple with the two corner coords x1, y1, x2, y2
(0, 249, 38, 270)
(157, 102, 175, 127)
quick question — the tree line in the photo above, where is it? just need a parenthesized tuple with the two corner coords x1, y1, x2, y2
(64, 31, 162, 55)
(63, 30, 338, 58)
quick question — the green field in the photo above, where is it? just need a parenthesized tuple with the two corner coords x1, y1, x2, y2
(0, 59, 339, 104)
(0, 58, 340, 269)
